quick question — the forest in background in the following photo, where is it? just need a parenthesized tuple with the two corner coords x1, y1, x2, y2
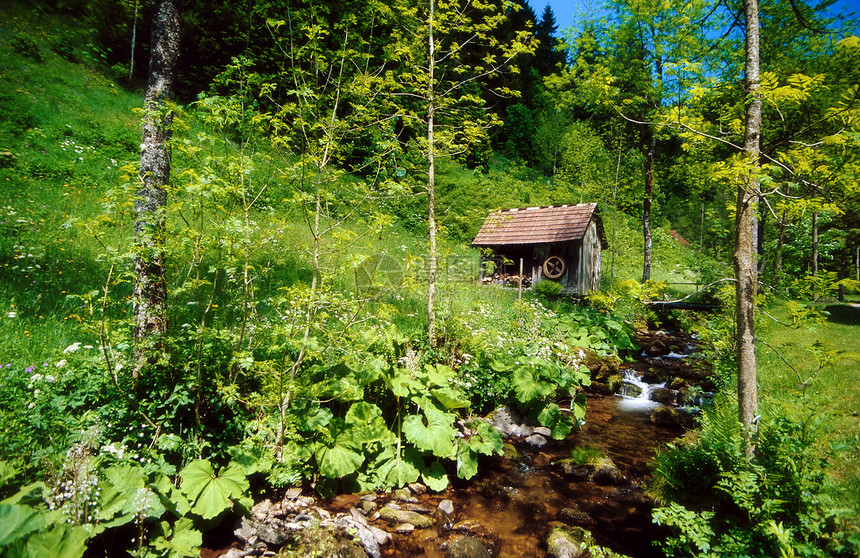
(1, 0, 859, 556)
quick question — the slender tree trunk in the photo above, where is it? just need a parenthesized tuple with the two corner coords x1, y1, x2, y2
(134, 0, 180, 374)
(736, 0, 761, 451)
(642, 129, 654, 283)
(775, 207, 788, 275)
(811, 211, 819, 277)
(129, 0, 138, 83)
(426, 0, 438, 348)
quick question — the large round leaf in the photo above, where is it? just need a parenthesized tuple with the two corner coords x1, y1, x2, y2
(403, 407, 457, 458)
(180, 460, 249, 520)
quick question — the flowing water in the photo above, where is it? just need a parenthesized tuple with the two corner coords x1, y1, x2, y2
(322, 331, 707, 557)
(325, 392, 682, 558)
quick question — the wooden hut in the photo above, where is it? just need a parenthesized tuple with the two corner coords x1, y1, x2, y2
(472, 204, 608, 293)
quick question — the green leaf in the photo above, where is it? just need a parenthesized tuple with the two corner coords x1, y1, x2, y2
(537, 403, 575, 440)
(105, 464, 145, 492)
(421, 364, 454, 388)
(292, 400, 333, 432)
(512, 368, 554, 404)
(228, 445, 274, 476)
(421, 461, 450, 492)
(467, 421, 504, 456)
(1, 482, 48, 507)
(571, 393, 587, 420)
(151, 474, 191, 517)
(456, 442, 479, 480)
(0, 503, 44, 546)
(374, 447, 423, 488)
(314, 441, 364, 479)
(24, 523, 89, 558)
(151, 517, 202, 557)
(489, 357, 515, 372)
(430, 386, 470, 410)
(180, 460, 249, 520)
(345, 402, 393, 445)
(403, 407, 457, 458)
(389, 369, 418, 398)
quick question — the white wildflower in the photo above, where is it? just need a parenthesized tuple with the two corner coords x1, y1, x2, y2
(64, 342, 82, 354)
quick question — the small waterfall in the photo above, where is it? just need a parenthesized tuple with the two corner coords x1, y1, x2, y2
(617, 369, 664, 412)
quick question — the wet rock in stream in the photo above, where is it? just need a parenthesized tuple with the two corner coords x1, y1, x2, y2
(444, 536, 492, 558)
(557, 456, 625, 485)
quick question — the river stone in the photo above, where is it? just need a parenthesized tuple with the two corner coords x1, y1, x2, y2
(487, 406, 534, 437)
(502, 443, 521, 460)
(283, 486, 303, 499)
(588, 381, 614, 395)
(251, 498, 275, 520)
(649, 387, 678, 404)
(525, 433, 548, 448)
(546, 526, 586, 558)
(378, 505, 434, 528)
(641, 367, 669, 384)
(438, 499, 455, 516)
(404, 503, 431, 513)
(533, 426, 552, 437)
(559, 507, 594, 526)
(335, 512, 382, 558)
(357, 499, 377, 514)
(393, 487, 418, 503)
(446, 536, 491, 558)
(408, 482, 427, 495)
(394, 523, 415, 533)
(667, 376, 689, 390)
(234, 516, 290, 546)
(559, 457, 624, 485)
(645, 339, 670, 357)
(650, 406, 696, 429)
(275, 524, 367, 558)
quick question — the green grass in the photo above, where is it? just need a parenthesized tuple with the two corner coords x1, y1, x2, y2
(757, 299, 860, 506)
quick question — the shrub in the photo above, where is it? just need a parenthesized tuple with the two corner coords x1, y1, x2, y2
(533, 279, 563, 297)
(651, 404, 860, 557)
(12, 35, 44, 62)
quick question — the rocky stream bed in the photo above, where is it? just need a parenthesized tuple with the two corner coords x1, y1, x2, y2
(203, 330, 713, 558)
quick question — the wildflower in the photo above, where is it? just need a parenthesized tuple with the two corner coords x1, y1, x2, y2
(5, 312, 16, 318)
(25, 365, 34, 373)
(56, 359, 66, 368)
(64, 343, 81, 354)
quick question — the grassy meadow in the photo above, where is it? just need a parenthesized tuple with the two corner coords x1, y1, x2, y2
(0, 2, 858, 556)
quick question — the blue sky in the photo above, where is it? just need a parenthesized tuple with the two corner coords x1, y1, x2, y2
(542, 0, 860, 36)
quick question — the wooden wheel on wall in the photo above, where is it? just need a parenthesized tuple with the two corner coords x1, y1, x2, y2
(542, 255, 566, 279)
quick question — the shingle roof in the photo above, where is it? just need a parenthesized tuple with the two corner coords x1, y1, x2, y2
(472, 204, 607, 248)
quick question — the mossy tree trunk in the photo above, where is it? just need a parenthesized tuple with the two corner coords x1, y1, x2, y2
(134, 0, 179, 374)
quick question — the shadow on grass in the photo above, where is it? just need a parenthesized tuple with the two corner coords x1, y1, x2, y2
(823, 304, 860, 326)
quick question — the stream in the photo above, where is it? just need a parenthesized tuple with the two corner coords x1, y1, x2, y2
(322, 330, 707, 557)
(205, 330, 708, 558)
(324, 393, 680, 558)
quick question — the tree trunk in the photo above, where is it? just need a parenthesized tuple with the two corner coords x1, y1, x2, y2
(775, 207, 788, 276)
(134, 0, 180, 374)
(426, 0, 438, 348)
(642, 129, 654, 283)
(811, 211, 819, 277)
(736, 0, 761, 452)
